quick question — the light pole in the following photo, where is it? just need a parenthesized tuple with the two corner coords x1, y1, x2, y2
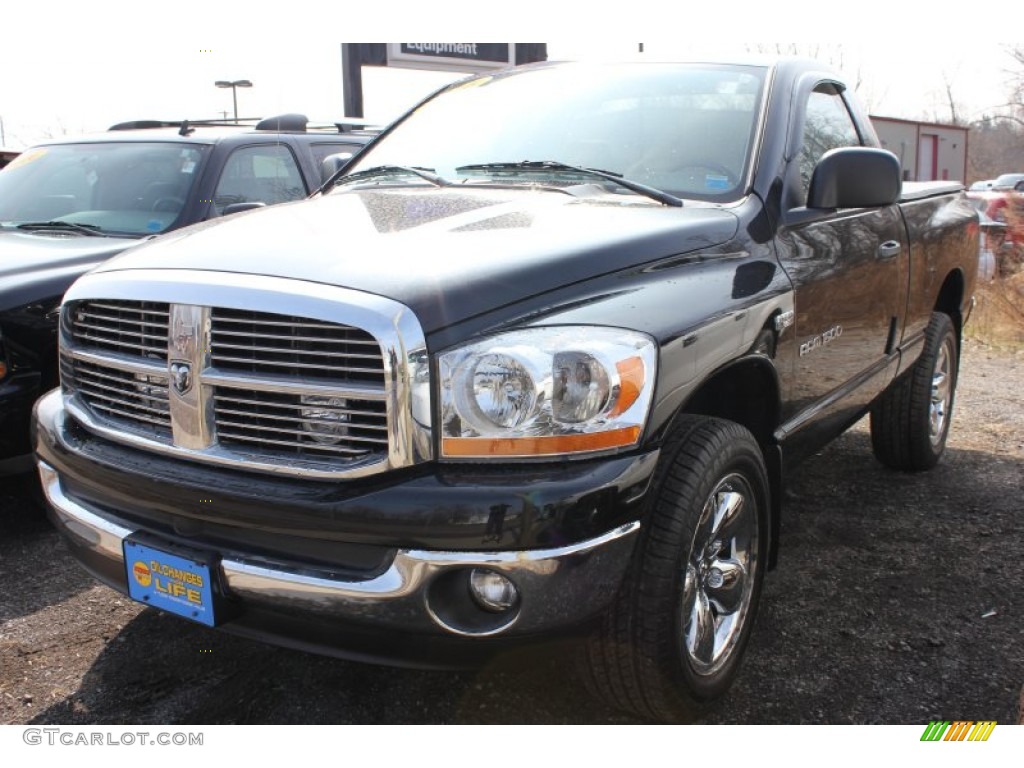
(214, 80, 252, 122)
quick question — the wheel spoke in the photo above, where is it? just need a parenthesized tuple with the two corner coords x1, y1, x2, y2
(681, 563, 698, 618)
(705, 558, 747, 615)
(686, 588, 716, 666)
(930, 401, 946, 436)
(929, 340, 953, 442)
(709, 490, 745, 546)
(692, 497, 717, 561)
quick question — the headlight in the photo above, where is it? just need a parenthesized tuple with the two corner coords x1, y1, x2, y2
(438, 327, 657, 458)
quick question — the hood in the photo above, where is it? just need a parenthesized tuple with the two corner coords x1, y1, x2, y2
(0, 230, 145, 312)
(92, 187, 739, 332)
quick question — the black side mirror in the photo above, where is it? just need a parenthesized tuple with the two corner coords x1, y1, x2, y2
(807, 147, 901, 209)
(321, 153, 355, 184)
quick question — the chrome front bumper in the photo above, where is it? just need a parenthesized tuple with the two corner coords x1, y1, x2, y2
(39, 461, 640, 639)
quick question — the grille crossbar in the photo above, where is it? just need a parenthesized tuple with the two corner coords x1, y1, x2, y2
(70, 301, 170, 360)
(209, 308, 385, 384)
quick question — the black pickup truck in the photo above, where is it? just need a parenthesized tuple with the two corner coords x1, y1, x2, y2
(0, 115, 375, 474)
(35, 59, 978, 722)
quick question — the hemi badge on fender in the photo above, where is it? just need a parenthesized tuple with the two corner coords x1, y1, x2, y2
(774, 311, 794, 333)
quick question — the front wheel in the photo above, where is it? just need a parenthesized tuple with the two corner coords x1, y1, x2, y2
(581, 416, 769, 722)
(870, 312, 959, 471)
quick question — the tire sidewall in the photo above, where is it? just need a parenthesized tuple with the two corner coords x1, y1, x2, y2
(651, 420, 770, 703)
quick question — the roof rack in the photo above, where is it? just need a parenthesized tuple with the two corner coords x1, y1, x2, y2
(255, 113, 308, 131)
(108, 113, 382, 136)
(108, 118, 259, 131)
(256, 114, 383, 133)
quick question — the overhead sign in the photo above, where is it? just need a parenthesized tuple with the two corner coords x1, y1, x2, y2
(387, 43, 515, 73)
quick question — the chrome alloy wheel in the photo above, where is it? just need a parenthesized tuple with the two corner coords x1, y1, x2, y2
(929, 333, 956, 447)
(681, 473, 759, 676)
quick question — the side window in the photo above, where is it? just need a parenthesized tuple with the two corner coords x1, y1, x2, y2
(797, 86, 861, 200)
(213, 145, 306, 216)
(310, 142, 364, 167)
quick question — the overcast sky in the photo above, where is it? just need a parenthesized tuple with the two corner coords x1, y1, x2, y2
(1, 9, 1019, 149)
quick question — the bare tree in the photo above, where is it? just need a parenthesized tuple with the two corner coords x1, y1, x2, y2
(988, 45, 1024, 128)
(38, 118, 76, 140)
(965, 46, 1024, 180)
(968, 118, 1024, 180)
(940, 69, 964, 126)
(743, 44, 875, 108)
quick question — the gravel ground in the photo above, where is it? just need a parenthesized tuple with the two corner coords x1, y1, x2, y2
(0, 339, 1021, 725)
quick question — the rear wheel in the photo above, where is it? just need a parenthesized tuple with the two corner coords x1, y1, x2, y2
(581, 416, 769, 722)
(870, 312, 958, 471)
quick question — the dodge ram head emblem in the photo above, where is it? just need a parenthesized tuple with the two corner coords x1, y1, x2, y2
(170, 361, 193, 395)
(172, 323, 196, 357)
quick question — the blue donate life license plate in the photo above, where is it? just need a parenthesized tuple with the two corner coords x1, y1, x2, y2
(123, 540, 216, 626)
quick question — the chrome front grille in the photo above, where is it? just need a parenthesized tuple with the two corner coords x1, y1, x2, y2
(59, 275, 430, 480)
(213, 386, 389, 457)
(70, 301, 169, 361)
(210, 308, 384, 384)
(60, 355, 172, 437)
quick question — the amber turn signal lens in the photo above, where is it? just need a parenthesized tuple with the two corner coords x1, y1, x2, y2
(610, 356, 645, 417)
(442, 426, 641, 457)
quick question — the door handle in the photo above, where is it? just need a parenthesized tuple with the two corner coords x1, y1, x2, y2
(878, 240, 902, 260)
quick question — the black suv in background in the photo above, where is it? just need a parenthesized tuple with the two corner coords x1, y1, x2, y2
(0, 114, 377, 474)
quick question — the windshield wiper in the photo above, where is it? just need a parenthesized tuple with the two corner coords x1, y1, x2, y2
(455, 161, 683, 207)
(16, 220, 105, 236)
(330, 165, 450, 190)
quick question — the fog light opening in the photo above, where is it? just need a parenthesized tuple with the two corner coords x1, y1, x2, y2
(299, 395, 350, 445)
(424, 568, 522, 636)
(468, 568, 519, 613)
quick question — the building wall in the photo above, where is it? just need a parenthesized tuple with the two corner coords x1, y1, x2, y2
(871, 117, 968, 183)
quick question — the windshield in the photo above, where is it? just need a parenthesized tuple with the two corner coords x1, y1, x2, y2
(0, 141, 208, 235)
(341, 62, 767, 203)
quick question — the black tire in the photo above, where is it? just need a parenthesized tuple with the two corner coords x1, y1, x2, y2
(870, 312, 958, 471)
(11, 468, 47, 514)
(20, 470, 47, 511)
(581, 416, 769, 722)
